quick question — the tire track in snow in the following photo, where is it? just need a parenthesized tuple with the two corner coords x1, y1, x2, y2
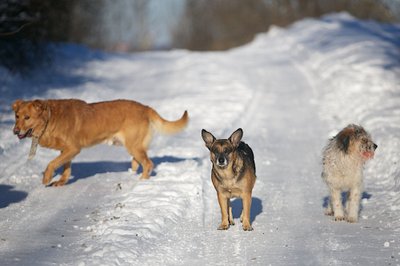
(187, 42, 331, 264)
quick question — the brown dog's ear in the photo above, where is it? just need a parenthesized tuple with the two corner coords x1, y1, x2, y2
(201, 129, 216, 150)
(12, 99, 23, 111)
(336, 128, 353, 153)
(229, 128, 243, 148)
(32, 100, 46, 112)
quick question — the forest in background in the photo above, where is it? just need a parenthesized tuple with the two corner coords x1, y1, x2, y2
(0, 0, 398, 72)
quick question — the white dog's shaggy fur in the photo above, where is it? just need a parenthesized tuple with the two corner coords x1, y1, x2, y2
(322, 124, 377, 223)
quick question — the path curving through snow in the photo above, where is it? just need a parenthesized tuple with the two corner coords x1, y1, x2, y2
(0, 13, 399, 265)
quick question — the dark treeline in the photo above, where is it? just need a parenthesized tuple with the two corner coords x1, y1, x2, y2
(176, 0, 394, 50)
(0, 0, 396, 72)
(0, 0, 76, 72)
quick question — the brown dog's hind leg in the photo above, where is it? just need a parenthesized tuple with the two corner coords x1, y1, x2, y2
(131, 158, 140, 173)
(128, 148, 153, 179)
(138, 150, 153, 179)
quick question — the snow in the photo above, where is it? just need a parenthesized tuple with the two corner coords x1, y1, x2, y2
(1, 12, 400, 265)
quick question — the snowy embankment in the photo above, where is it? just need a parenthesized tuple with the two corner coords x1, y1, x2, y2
(0, 13, 399, 265)
(281, 13, 400, 226)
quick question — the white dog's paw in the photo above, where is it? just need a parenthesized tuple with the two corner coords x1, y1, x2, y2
(346, 216, 358, 223)
(334, 215, 345, 221)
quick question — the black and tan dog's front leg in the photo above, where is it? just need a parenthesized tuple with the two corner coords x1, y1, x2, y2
(228, 198, 235, 226)
(241, 192, 253, 231)
(42, 148, 80, 186)
(217, 192, 230, 230)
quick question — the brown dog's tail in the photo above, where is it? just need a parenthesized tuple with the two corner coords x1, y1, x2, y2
(149, 108, 189, 134)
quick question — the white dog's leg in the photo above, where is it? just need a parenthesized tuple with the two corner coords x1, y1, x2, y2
(330, 188, 345, 221)
(324, 197, 334, 216)
(346, 187, 361, 223)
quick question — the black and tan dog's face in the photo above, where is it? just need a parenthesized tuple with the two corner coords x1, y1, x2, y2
(12, 99, 47, 139)
(201, 128, 243, 168)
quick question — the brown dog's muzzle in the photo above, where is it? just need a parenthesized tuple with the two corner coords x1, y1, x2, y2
(13, 127, 33, 139)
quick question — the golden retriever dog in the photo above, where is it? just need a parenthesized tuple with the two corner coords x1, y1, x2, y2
(322, 124, 377, 223)
(12, 99, 188, 186)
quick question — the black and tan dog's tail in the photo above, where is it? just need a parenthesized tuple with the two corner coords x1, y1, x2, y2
(149, 108, 189, 134)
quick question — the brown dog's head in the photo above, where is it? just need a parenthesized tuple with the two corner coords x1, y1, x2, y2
(201, 128, 243, 168)
(12, 99, 48, 139)
(336, 124, 377, 160)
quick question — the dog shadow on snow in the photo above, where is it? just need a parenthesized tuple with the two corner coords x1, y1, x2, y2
(322, 191, 372, 212)
(59, 156, 191, 185)
(231, 197, 263, 224)
(0, 184, 28, 209)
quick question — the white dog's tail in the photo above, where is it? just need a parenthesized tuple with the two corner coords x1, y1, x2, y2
(148, 108, 189, 134)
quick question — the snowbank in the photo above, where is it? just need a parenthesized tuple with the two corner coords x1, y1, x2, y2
(286, 13, 400, 227)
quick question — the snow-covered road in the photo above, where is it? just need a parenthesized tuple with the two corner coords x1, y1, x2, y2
(0, 13, 399, 265)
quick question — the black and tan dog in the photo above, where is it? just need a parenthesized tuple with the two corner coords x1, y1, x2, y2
(201, 128, 256, 231)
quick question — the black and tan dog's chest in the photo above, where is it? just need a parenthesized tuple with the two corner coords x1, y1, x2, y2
(202, 128, 256, 231)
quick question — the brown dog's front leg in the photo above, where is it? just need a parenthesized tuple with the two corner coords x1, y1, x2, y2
(43, 148, 80, 186)
(217, 192, 229, 230)
(51, 161, 72, 187)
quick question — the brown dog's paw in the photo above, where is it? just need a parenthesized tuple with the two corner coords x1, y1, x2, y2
(49, 180, 67, 187)
(324, 209, 334, 216)
(42, 173, 53, 185)
(139, 175, 150, 180)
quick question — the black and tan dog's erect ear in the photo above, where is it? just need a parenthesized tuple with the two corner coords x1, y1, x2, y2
(228, 128, 243, 148)
(201, 129, 216, 150)
(12, 99, 23, 112)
